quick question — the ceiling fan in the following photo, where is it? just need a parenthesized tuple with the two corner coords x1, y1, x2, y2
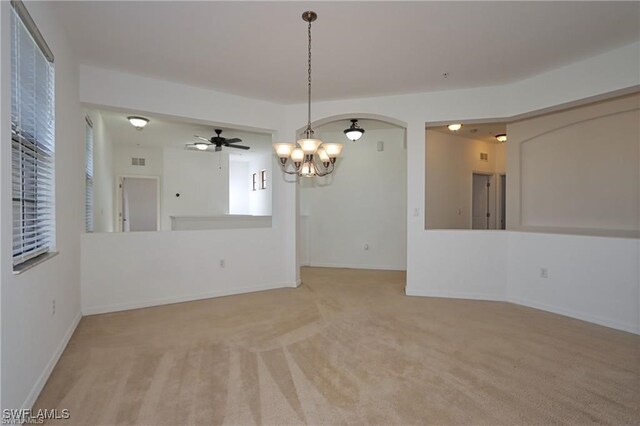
(186, 129, 250, 152)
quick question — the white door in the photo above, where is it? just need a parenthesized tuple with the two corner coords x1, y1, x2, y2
(472, 174, 493, 229)
(120, 177, 158, 232)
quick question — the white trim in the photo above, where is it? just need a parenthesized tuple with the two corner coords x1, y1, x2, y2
(307, 262, 406, 271)
(21, 311, 82, 411)
(509, 296, 640, 335)
(82, 282, 298, 316)
(405, 289, 506, 302)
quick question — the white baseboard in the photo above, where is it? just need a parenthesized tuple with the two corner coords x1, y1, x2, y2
(404, 289, 638, 335)
(21, 311, 82, 411)
(405, 288, 505, 302)
(83, 283, 294, 315)
(307, 262, 406, 271)
(509, 296, 639, 335)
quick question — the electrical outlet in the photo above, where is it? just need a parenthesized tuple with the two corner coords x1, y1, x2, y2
(220, 259, 226, 268)
(52, 299, 56, 316)
(413, 208, 420, 217)
(540, 268, 548, 279)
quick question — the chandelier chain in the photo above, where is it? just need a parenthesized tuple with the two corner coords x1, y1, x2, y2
(307, 16, 312, 132)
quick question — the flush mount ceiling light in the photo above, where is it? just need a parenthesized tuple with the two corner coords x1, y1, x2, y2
(495, 134, 507, 143)
(448, 123, 462, 131)
(344, 119, 365, 142)
(127, 116, 149, 130)
(273, 11, 343, 178)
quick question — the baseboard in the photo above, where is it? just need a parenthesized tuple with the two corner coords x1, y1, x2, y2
(83, 283, 294, 315)
(21, 311, 82, 411)
(405, 288, 505, 302)
(307, 262, 406, 271)
(509, 296, 640, 335)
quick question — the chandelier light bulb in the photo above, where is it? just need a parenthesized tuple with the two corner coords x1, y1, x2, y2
(301, 161, 316, 177)
(291, 148, 305, 163)
(322, 143, 344, 159)
(317, 147, 330, 163)
(298, 138, 323, 155)
(273, 143, 295, 158)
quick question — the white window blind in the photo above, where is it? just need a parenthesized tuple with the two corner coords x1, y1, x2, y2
(85, 117, 94, 232)
(11, 1, 56, 268)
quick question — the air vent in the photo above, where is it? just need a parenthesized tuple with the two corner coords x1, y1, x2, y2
(131, 157, 146, 166)
(480, 153, 489, 161)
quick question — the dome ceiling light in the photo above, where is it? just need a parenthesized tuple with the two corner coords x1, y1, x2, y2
(344, 119, 365, 142)
(495, 134, 507, 143)
(127, 116, 149, 130)
(448, 123, 462, 131)
(273, 11, 343, 178)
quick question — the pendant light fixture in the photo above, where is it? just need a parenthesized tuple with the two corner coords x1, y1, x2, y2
(273, 11, 343, 177)
(344, 119, 365, 142)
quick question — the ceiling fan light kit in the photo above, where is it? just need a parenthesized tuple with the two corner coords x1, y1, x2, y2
(273, 11, 343, 178)
(187, 128, 250, 152)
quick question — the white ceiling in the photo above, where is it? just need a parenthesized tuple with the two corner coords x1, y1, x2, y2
(429, 122, 507, 144)
(52, 1, 639, 103)
(96, 109, 273, 154)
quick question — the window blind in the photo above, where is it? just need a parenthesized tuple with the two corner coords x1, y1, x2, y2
(11, 1, 56, 267)
(85, 117, 94, 232)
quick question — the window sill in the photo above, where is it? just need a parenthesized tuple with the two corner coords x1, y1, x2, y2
(13, 251, 59, 275)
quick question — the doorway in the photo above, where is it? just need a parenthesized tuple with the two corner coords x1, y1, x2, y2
(118, 176, 160, 232)
(472, 173, 495, 230)
(498, 174, 507, 230)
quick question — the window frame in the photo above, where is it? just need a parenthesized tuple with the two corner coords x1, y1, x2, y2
(85, 115, 94, 232)
(10, 0, 56, 272)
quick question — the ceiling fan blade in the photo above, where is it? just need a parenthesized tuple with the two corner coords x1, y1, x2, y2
(194, 135, 211, 142)
(226, 144, 250, 150)
(224, 138, 242, 143)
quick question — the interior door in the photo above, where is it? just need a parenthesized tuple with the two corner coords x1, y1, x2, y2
(472, 174, 492, 229)
(121, 177, 158, 232)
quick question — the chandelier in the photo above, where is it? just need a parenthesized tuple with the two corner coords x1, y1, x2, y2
(273, 11, 343, 177)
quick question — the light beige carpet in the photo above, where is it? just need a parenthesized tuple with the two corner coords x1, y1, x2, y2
(36, 267, 639, 425)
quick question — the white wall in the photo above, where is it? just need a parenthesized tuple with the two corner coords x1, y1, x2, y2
(0, 0, 83, 411)
(229, 160, 250, 214)
(79, 66, 297, 315)
(88, 110, 115, 233)
(114, 144, 163, 177)
(300, 126, 407, 270)
(508, 93, 639, 237)
(425, 130, 505, 229)
(81, 228, 287, 314)
(283, 40, 640, 334)
(162, 149, 229, 230)
(507, 233, 639, 333)
(78, 39, 639, 336)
